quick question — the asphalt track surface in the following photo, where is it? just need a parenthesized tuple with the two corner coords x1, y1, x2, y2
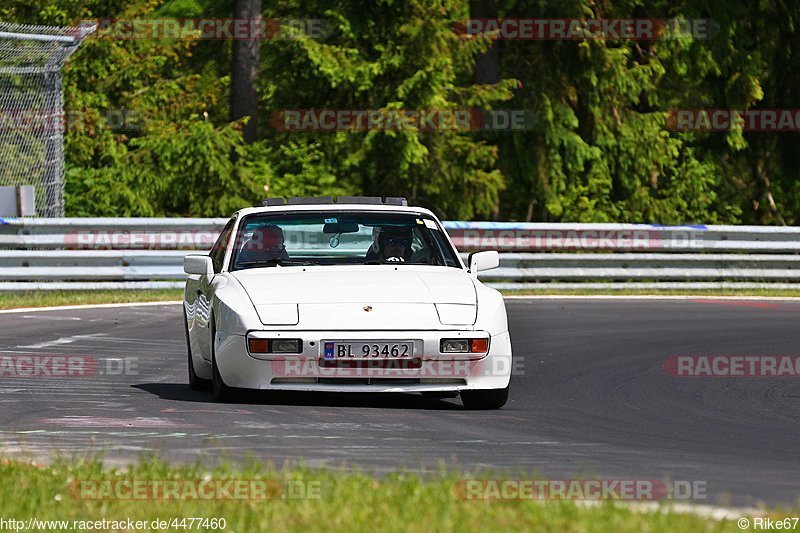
(1, 298, 799, 507)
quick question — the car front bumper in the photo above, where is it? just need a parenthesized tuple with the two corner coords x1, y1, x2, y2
(212, 329, 512, 392)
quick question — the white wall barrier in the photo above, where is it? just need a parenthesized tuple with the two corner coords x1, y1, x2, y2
(1, 218, 799, 290)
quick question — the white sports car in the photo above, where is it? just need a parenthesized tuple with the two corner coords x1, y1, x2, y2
(183, 197, 512, 409)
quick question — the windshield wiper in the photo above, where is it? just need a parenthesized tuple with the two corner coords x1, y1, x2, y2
(363, 258, 411, 265)
(236, 259, 316, 268)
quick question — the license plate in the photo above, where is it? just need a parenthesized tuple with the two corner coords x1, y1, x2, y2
(323, 341, 414, 360)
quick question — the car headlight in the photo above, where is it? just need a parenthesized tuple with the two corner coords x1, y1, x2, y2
(272, 339, 302, 353)
(247, 335, 303, 355)
(440, 338, 489, 354)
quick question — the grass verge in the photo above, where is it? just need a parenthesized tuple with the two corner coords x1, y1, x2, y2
(0, 290, 183, 310)
(0, 457, 770, 532)
(1, 287, 799, 311)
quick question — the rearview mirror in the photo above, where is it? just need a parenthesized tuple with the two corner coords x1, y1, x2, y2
(323, 221, 360, 234)
(468, 251, 500, 277)
(184, 254, 214, 277)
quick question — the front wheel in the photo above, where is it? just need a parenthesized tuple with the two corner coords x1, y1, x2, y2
(189, 351, 210, 391)
(210, 317, 236, 402)
(185, 312, 210, 391)
(460, 386, 509, 410)
(212, 350, 236, 403)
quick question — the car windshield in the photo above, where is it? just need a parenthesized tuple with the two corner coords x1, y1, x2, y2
(230, 211, 461, 270)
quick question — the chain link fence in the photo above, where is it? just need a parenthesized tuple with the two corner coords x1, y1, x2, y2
(0, 21, 94, 216)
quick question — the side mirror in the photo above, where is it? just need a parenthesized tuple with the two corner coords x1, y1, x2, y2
(468, 251, 500, 277)
(184, 254, 214, 277)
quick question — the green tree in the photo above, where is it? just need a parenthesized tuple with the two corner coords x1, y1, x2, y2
(258, 0, 517, 218)
(3, 0, 799, 224)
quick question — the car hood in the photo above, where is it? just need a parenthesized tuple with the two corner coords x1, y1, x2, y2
(231, 266, 476, 305)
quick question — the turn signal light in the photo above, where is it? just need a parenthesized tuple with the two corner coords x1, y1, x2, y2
(469, 338, 489, 353)
(440, 338, 489, 354)
(247, 337, 302, 354)
(248, 338, 269, 354)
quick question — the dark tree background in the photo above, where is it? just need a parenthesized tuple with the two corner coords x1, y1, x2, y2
(1, 0, 798, 223)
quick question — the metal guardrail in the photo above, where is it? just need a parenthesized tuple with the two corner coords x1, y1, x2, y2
(0, 218, 227, 249)
(444, 222, 800, 252)
(1, 218, 799, 290)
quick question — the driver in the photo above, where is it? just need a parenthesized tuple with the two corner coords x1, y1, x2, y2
(237, 224, 289, 264)
(366, 225, 413, 263)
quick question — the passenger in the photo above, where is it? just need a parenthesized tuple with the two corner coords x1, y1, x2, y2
(237, 224, 289, 264)
(366, 226, 413, 263)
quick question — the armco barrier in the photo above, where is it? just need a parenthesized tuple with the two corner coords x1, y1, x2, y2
(445, 222, 800, 252)
(1, 218, 799, 290)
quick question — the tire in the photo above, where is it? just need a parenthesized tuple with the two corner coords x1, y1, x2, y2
(460, 386, 509, 410)
(184, 312, 210, 391)
(210, 316, 236, 403)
